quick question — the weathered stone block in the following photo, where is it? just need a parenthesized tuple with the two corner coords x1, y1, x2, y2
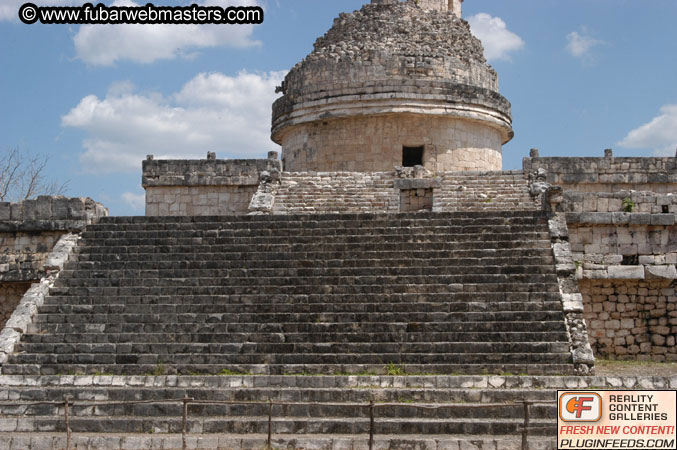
(608, 266, 645, 279)
(646, 265, 677, 280)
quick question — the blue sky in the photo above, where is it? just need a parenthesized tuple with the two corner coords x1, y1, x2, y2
(1, 0, 676, 216)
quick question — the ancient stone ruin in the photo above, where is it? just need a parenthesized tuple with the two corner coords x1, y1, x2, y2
(0, 1, 674, 449)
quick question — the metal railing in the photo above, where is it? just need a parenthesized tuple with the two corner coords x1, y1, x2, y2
(1, 397, 556, 450)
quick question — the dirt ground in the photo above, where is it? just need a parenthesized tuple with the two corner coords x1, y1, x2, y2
(594, 360, 677, 377)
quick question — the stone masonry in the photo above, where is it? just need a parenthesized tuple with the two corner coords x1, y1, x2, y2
(0, 197, 107, 329)
(525, 150, 676, 361)
(272, 0, 512, 173)
(143, 153, 281, 216)
(0, 1, 675, 448)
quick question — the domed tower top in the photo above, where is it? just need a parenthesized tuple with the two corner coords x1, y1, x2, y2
(386, 0, 463, 16)
(272, 0, 513, 173)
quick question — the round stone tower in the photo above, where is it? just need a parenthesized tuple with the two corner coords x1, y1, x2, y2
(271, 0, 513, 172)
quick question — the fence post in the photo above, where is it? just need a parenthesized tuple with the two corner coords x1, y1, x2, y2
(182, 396, 191, 450)
(369, 400, 375, 450)
(64, 396, 71, 450)
(521, 401, 531, 450)
(267, 399, 273, 450)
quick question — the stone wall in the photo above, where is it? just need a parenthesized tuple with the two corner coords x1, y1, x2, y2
(523, 152, 677, 193)
(525, 150, 677, 360)
(0, 196, 108, 229)
(0, 197, 107, 330)
(412, 0, 463, 15)
(568, 219, 676, 281)
(580, 279, 675, 362)
(0, 282, 31, 330)
(280, 115, 503, 173)
(145, 186, 259, 216)
(0, 233, 80, 361)
(143, 154, 281, 216)
(0, 232, 63, 282)
(400, 188, 433, 212)
(0, 197, 108, 283)
(560, 191, 677, 214)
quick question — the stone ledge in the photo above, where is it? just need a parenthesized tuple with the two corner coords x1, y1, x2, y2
(394, 179, 442, 190)
(523, 156, 677, 184)
(0, 374, 675, 389)
(566, 212, 675, 226)
(142, 159, 281, 188)
(0, 197, 107, 230)
(0, 433, 558, 450)
(580, 264, 676, 280)
(0, 219, 89, 233)
(272, 93, 513, 145)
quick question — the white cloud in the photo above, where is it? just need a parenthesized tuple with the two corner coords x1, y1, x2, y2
(0, 0, 78, 21)
(467, 13, 524, 62)
(566, 28, 604, 59)
(618, 105, 677, 157)
(62, 70, 286, 174)
(73, 0, 261, 66)
(121, 192, 146, 211)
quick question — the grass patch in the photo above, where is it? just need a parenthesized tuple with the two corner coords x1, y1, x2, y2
(596, 359, 674, 367)
(385, 363, 406, 376)
(217, 368, 251, 376)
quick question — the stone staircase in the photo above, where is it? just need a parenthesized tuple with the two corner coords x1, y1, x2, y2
(434, 171, 538, 212)
(271, 172, 399, 214)
(0, 374, 578, 449)
(3, 211, 573, 377)
(0, 210, 578, 448)
(268, 171, 538, 214)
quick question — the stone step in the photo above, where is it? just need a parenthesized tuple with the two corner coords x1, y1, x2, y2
(0, 415, 555, 436)
(2, 385, 556, 406)
(1, 362, 575, 376)
(15, 341, 571, 356)
(63, 283, 555, 295)
(81, 224, 549, 241)
(77, 239, 552, 254)
(434, 203, 537, 208)
(83, 221, 548, 234)
(9, 351, 572, 368)
(63, 255, 556, 271)
(84, 221, 550, 235)
(71, 247, 555, 263)
(60, 265, 557, 280)
(36, 301, 564, 316)
(22, 331, 571, 345)
(0, 374, 602, 388)
(89, 210, 548, 225)
(28, 320, 569, 335)
(57, 274, 560, 288)
(0, 433, 558, 450)
(43, 291, 564, 306)
(30, 310, 566, 325)
(79, 231, 551, 246)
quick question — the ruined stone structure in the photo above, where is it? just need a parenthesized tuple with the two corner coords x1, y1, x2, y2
(0, 1, 675, 448)
(0, 197, 107, 328)
(143, 153, 281, 216)
(271, 0, 511, 173)
(525, 152, 677, 362)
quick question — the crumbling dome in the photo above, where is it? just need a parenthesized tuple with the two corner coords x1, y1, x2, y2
(272, 0, 514, 172)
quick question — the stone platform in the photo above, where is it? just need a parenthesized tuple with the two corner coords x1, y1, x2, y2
(0, 374, 674, 450)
